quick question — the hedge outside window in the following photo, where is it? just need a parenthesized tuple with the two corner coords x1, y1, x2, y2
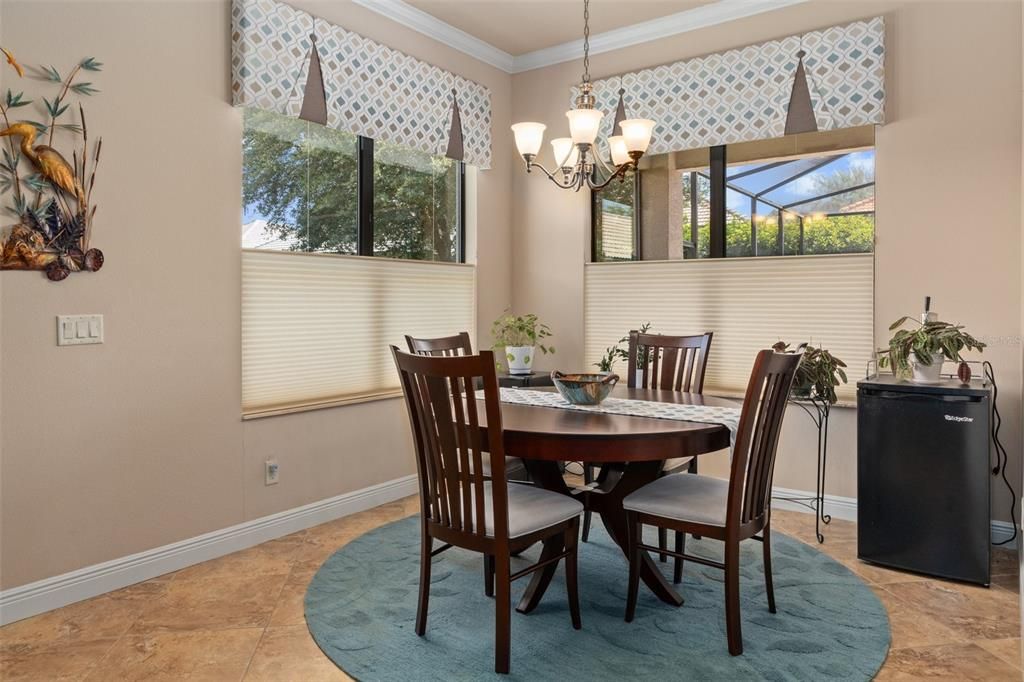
(591, 139, 874, 262)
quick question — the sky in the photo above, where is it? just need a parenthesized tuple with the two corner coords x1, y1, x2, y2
(724, 150, 875, 216)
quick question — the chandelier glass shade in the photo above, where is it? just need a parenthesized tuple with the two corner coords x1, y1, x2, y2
(510, 0, 655, 191)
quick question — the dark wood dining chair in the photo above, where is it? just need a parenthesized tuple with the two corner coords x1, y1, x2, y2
(621, 348, 802, 656)
(391, 347, 583, 674)
(405, 332, 532, 590)
(405, 331, 474, 357)
(582, 331, 713, 581)
(405, 332, 530, 483)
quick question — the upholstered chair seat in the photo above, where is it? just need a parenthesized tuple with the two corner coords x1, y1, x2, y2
(476, 456, 529, 481)
(660, 455, 695, 475)
(475, 482, 584, 538)
(623, 473, 729, 527)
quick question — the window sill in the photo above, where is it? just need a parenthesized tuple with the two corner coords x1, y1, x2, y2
(242, 390, 403, 420)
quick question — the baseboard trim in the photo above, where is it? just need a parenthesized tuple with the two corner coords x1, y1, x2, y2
(990, 520, 1018, 546)
(3, 476, 1016, 625)
(771, 485, 1019, 547)
(0, 474, 418, 626)
(771, 485, 858, 522)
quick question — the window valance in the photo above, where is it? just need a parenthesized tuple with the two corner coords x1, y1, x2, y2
(231, 0, 493, 169)
(578, 17, 885, 156)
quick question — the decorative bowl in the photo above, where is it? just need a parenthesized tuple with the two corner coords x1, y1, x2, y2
(550, 371, 619, 406)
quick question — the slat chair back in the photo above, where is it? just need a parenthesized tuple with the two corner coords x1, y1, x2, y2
(391, 347, 509, 542)
(405, 331, 473, 357)
(726, 349, 803, 528)
(627, 331, 713, 392)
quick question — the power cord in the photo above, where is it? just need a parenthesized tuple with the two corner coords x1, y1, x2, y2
(984, 361, 1018, 546)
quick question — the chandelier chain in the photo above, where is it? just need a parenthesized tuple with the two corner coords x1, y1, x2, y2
(582, 0, 590, 83)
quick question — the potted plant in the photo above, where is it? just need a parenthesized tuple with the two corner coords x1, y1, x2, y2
(773, 342, 848, 404)
(879, 316, 985, 384)
(593, 344, 621, 374)
(491, 312, 554, 375)
(622, 322, 653, 385)
(592, 322, 654, 381)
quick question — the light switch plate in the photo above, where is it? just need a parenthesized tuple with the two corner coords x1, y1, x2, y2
(57, 314, 103, 346)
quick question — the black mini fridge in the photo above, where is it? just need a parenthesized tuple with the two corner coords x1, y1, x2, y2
(857, 375, 991, 585)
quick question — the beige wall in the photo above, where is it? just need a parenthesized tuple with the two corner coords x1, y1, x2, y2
(0, 0, 512, 589)
(1, 0, 1020, 593)
(510, 1, 1023, 520)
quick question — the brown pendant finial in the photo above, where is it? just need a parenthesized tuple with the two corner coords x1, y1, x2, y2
(613, 87, 627, 134)
(784, 50, 817, 135)
(445, 88, 464, 162)
(298, 34, 328, 125)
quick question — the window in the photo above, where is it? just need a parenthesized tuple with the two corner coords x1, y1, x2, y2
(718, 149, 875, 258)
(585, 128, 875, 401)
(590, 128, 875, 262)
(373, 140, 462, 262)
(679, 168, 710, 259)
(584, 255, 872, 400)
(242, 108, 464, 262)
(592, 170, 639, 261)
(240, 108, 474, 417)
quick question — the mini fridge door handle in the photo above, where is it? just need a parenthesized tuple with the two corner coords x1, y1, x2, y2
(859, 389, 982, 403)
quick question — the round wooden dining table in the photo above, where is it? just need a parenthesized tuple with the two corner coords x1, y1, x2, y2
(476, 385, 736, 614)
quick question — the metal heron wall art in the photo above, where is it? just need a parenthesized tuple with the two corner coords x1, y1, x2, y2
(0, 52, 104, 281)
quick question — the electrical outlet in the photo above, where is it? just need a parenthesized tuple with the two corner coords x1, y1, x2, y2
(265, 459, 280, 486)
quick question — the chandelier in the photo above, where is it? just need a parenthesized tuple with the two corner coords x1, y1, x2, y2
(510, 0, 655, 192)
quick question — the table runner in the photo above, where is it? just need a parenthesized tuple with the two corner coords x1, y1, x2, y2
(484, 388, 741, 447)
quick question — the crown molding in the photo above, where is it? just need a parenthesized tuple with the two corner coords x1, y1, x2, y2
(512, 0, 811, 73)
(350, 0, 516, 72)
(353, 0, 810, 75)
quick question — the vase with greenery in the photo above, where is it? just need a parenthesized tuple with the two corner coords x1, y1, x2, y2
(878, 316, 985, 384)
(773, 342, 848, 404)
(491, 312, 553, 375)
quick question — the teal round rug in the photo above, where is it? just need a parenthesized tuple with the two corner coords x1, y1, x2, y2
(305, 516, 890, 680)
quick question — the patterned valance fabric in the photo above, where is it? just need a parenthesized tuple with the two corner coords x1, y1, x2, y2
(231, 0, 492, 168)
(576, 17, 885, 156)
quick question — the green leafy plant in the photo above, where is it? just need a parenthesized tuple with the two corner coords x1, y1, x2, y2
(878, 317, 985, 378)
(591, 322, 658, 373)
(490, 312, 554, 354)
(621, 322, 653, 369)
(593, 345, 620, 372)
(773, 342, 848, 404)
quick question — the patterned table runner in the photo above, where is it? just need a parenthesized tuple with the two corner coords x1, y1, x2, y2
(484, 388, 741, 447)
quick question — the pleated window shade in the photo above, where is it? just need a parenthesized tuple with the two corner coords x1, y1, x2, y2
(242, 250, 476, 417)
(585, 254, 873, 401)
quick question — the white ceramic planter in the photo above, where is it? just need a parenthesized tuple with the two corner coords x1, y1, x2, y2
(505, 345, 536, 375)
(635, 368, 644, 387)
(911, 352, 946, 384)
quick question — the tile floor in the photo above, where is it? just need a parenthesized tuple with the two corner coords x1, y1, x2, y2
(0, 495, 1019, 680)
